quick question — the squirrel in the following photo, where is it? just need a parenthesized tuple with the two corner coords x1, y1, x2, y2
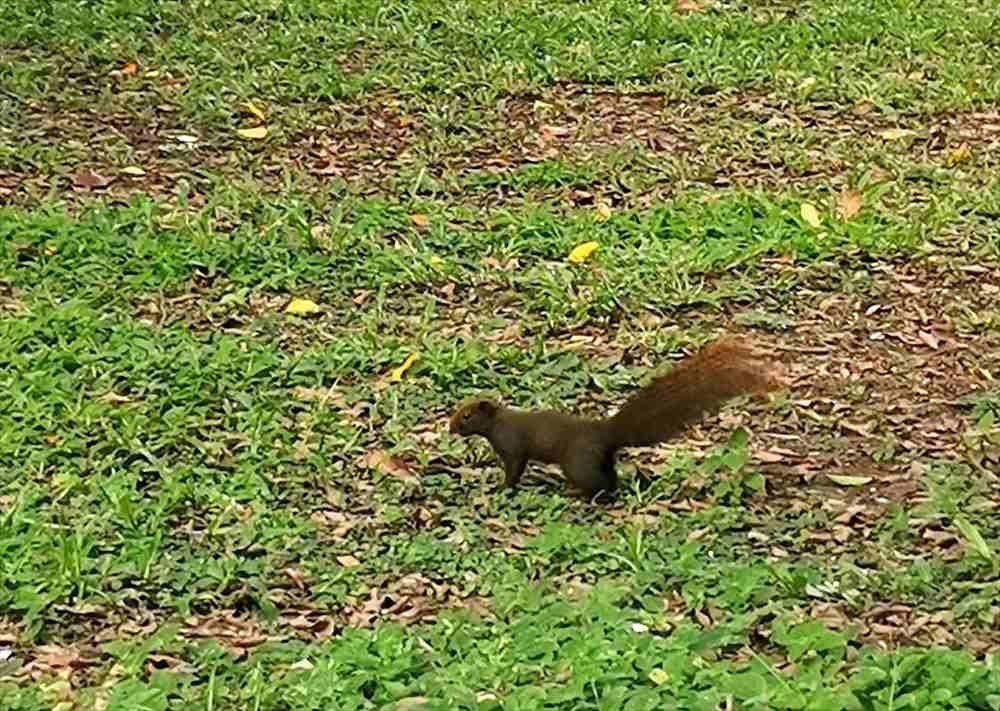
(449, 336, 782, 499)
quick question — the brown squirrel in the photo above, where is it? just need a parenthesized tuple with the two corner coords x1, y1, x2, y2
(449, 337, 782, 498)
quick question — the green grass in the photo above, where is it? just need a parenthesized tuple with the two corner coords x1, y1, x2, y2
(3, 0, 1000, 709)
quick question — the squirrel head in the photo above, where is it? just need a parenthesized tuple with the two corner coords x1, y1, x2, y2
(449, 399, 500, 436)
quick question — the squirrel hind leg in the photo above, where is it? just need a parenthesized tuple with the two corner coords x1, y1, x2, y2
(563, 446, 618, 500)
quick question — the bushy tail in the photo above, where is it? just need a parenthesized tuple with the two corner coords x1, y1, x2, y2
(605, 337, 782, 449)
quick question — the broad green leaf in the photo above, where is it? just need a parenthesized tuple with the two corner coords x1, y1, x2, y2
(955, 516, 993, 560)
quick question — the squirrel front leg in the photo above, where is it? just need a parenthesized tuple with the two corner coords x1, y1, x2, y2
(500, 452, 527, 489)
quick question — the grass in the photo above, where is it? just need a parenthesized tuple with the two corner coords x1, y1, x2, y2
(2, 0, 1000, 709)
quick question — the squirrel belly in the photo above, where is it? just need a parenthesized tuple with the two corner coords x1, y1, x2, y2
(449, 337, 782, 498)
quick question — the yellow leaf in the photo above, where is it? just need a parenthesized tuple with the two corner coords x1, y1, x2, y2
(237, 125, 268, 140)
(411, 214, 429, 227)
(121, 166, 146, 176)
(798, 76, 817, 92)
(285, 297, 320, 315)
(800, 202, 822, 228)
(568, 241, 599, 264)
(649, 669, 670, 686)
(243, 100, 266, 121)
(388, 353, 418, 382)
(878, 127, 914, 141)
(595, 202, 612, 223)
(948, 143, 971, 166)
(429, 255, 445, 267)
(836, 190, 862, 220)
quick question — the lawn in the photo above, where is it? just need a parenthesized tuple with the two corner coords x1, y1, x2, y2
(2, 0, 1000, 709)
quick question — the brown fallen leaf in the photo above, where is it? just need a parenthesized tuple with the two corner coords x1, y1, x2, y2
(284, 567, 309, 590)
(675, 0, 704, 11)
(98, 392, 132, 404)
(540, 124, 572, 141)
(74, 171, 114, 189)
(839, 420, 876, 437)
(836, 190, 862, 220)
(292, 386, 345, 406)
(917, 330, 940, 349)
(182, 612, 269, 650)
(756, 447, 801, 463)
(411, 214, 429, 227)
(364, 450, 419, 485)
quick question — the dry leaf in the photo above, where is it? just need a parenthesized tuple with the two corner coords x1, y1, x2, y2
(800, 202, 822, 228)
(388, 353, 418, 382)
(98, 392, 132, 404)
(948, 144, 971, 166)
(480, 256, 519, 271)
(119, 62, 138, 76)
(827, 474, 873, 487)
(236, 126, 268, 140)
(285, 297, 321, 315)
(540, 124, 572, 140)
(675, 0, 703, 11)
(568, 241, 599, 264)
(836, 190, 862, 220)
(595, 203, 612, 223)
(121, 166, 146, 177)
(284, 567, 309, 590)
(410, 214, 429, 227)
(336, 555, 361, 567)
(292, 386, 345, 405)
(175, 134, 198, 144)
(364, 450, 417, 484)
(918, 330, 940, 349)
(243, 101, 266, 121)
(879, 128, 915, 141)
(74, 171, 114, 189)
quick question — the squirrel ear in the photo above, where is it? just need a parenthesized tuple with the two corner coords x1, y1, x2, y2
(476, 400, 499, 416)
